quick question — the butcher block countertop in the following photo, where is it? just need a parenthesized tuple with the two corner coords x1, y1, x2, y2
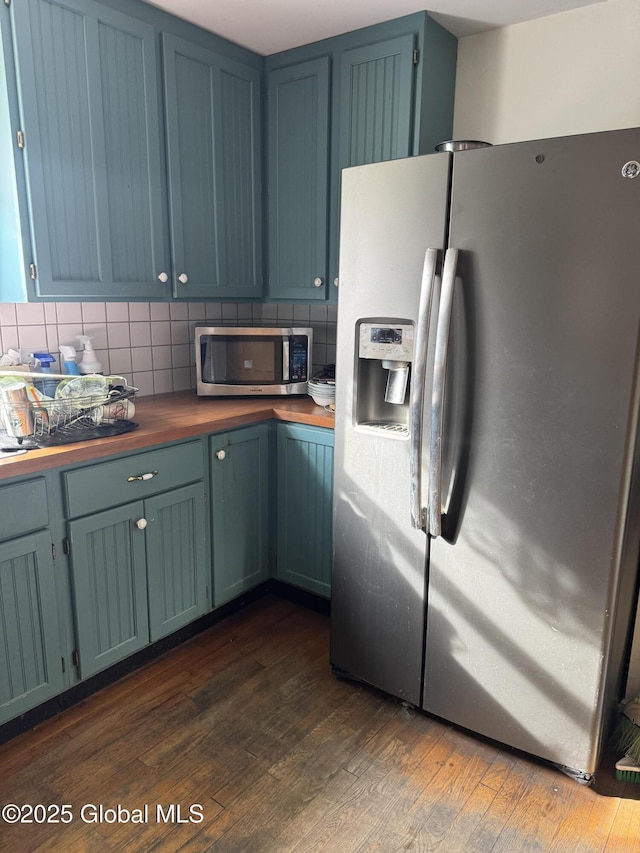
(0, 391, 334, 481)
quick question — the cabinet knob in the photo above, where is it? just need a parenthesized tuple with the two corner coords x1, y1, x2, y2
(313, 277, 323, 288)
(178, 273, 189, 285)
(135, 518, 148, 530)
(334, 278, 339, 287)
(157, 272, 169, 283)
(216, 450, 226, 460)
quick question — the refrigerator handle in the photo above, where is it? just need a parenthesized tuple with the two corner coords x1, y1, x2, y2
(409, 247, 439, 530)
(428, 247, 458, 538)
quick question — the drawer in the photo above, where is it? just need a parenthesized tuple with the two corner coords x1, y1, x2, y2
(0, 478, 49, 541)
(64, 441, 204, 518)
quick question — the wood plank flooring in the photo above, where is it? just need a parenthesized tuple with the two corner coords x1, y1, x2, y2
(1, 595, 639, 852)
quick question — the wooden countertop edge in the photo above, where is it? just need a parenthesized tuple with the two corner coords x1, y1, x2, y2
(0, 393, 334, 480)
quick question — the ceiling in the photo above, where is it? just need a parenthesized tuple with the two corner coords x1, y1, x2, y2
(142, 0, 607, 55)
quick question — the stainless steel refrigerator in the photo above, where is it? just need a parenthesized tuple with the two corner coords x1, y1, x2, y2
(330, 127, 640, 782)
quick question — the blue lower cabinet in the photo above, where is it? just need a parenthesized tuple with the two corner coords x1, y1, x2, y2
(145, 483, 209, 641)
(276, 423, 333, 597)
(210, 425, 270, 606)
(68, 502, 150, 679)
(0, 530, 64, 725)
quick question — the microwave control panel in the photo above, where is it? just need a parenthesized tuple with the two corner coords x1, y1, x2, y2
(289, 336, 308, 381)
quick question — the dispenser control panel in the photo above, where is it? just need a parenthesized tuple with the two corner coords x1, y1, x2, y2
(358, 322, 414, 361)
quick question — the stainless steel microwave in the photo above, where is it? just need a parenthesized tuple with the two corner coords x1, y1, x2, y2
(195, 327, 312, 396)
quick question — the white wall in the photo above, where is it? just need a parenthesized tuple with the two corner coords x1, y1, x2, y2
(453, 0, 640, 144)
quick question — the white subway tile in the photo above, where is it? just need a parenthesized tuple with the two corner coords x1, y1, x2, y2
(18, 325, 49, 352)
(106, 303, 129, 322)
(153, 369, 173, 395)
(152, 346, 172, 370)
(107, 322, 131, 349)
(171, 343, 190, 368)
(150, 321, 171, 346)
(150, 302, 170, 321)
(169, 302, 188, 320)
(129, 321, 152, 347)
(16, 303, 45, 325)
(1, 326, 18, 351)
(170, 320, 190, 345)
(172, 367, 192, 391)
(81, 302, 106, 324)
(0, 303, 17, 325)
(132, 371, 154, 396)
(131, 346, 153, 372)
(128, 302, 150, 321)
(109, 348, 133, 375)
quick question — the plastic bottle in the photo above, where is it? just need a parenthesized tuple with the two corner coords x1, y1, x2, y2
(77, 336, 102, 374)
(59, 345, 80, 375)
(32, 352, 58, 397)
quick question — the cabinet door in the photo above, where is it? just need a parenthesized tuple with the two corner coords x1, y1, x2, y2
(162, 34, 262, 299)
(11, 0, 169, 299)
(68, 503, 149, 678)
(145, 483, 209, 641)
(277, 424, 333, 597)
(331, 34, 415, 288)
(338, 36, 414, 168)
(0, 531, 63, 725)
(267, 58, 330, 300)
(211, 425, 269, 606)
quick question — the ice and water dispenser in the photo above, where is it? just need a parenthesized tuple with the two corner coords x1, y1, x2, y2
(355, 321, 414, 436)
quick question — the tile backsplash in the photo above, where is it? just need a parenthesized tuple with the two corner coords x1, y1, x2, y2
(0, 302, 337, 397)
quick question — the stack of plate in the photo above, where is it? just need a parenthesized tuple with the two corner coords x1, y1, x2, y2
(307, 377, 335, 409)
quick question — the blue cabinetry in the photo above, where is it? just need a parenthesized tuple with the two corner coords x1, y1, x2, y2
(2, 0, 263, 301)
(276, 423, 333, 597)
(210, 424, 270, 605)
(267, 58, 330, 301)
(163, 35, 262, 299)
(0, 478, 63, 726)
(10, 0, 169, 299)
(266, 13, 457, 302)
(64, 441, 209, 677)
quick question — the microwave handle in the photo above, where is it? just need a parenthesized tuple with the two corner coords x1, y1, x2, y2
(283, 340, 290, 382)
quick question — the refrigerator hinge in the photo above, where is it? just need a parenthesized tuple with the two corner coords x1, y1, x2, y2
(413, 48, 420, 66)
(29, 262, 37, 280)
(51, 542, 56, 561)
(72, 650, 79, 668)
(63, 537, 71, 556)
(16, 129, 24, 149)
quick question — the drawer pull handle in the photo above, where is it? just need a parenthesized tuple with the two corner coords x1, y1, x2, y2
(127, 470, 158, 482)
(215, 450, 226, 460)
(135, 518, 148, 530)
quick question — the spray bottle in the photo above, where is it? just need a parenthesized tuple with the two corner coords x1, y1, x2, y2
(77, 336, 102, 374)
(59, 345, 80, 375)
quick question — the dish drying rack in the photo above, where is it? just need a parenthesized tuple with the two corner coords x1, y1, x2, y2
(0, 372, 138, 448)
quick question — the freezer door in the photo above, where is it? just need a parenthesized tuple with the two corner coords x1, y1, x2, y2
(423, 128, 640, 775)
(331, 154, 450, 706)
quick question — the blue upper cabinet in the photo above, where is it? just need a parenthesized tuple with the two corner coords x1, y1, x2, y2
(163, 35, 262, 299)
(3, 0, 263, 301)
(266, 13, 457, 302)
(10, 0, 170, 299)
(267, 58, 330, 302)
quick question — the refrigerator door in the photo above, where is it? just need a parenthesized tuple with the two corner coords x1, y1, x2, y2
(423, 129, 640, 774)
(331, 154, 450, 705)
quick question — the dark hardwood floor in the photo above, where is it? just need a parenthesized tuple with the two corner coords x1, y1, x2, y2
(1, 595, 639, 852)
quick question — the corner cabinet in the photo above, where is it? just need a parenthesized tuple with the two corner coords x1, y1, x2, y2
(10, 0, 170, 299)
(0, 479, 64, 726)
(276, 423, 334, 597)
(266, 13, 457, 302)
(210, 424, 270, 606)
(162, 35, 262, 300)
